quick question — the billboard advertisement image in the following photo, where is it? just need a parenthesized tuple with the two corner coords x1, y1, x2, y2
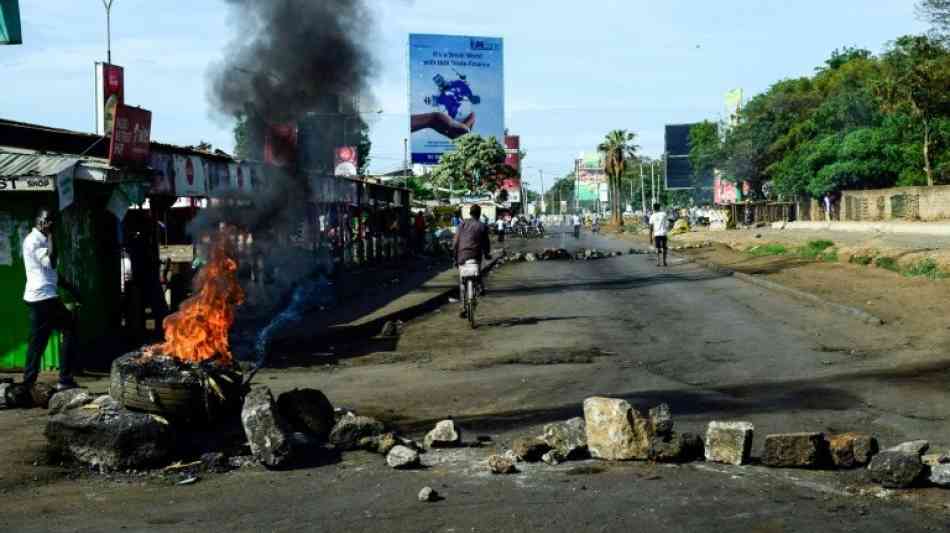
(575, 153, 606, 202)
(409, 33, 505, 165)
(95, 63, 124, 136)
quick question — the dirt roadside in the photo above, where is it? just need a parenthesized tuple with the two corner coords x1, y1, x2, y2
(616, 227, 950, 363)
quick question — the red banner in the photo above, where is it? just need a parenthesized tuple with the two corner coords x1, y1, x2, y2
(505, 134, 520, 172)
(109, 105, 152, 167)
(97, 63, 124, 136)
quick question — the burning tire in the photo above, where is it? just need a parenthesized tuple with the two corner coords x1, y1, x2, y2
(109, 351, 244, 423)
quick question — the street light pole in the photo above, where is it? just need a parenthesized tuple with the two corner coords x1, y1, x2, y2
(640, 163, 646, 214)
(538, 169, 545, 214)
(102, 0, 114, 64)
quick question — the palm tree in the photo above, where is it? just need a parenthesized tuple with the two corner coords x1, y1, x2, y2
(598, 130, 640, 227)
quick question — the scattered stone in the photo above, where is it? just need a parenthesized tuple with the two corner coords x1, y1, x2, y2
(511, 437, 550, 462)
(387, 445, 421, 469)
(541, 417, 588, 460)
(524, 253, 538, 262)
(542, 450, 563, 465)
(45, 395, 173, 470)
(885, 440, 929, 456)
(650, 432, 704, 463)
(241, 387, 296, 468)
(827, 433, 879, 468)
(379, 320, 404, 337)
(649, 404, 673, 437)
(488, 454, 517, 474)
(329, 412, 386, 451)
(228, 455, 257, 469)
(868, 451, 924, 489)
(48, 389, 94, 415)
(200, 452, 230, 473)
(29, 383, 55, 409)
(0, 382, 31, 408)
(705, 421, 754, 465)
(360, 432, 399, 455)
(583, 397, 652, 461)
(763, 432, 826, 468)
(418, 486, 438, 502)
(929, 464, 950, 487)
(396, 436, 425, 452)
(276, 388, 335, 442)
(424, 420, 462, 449)
(923, 453, 950, 467)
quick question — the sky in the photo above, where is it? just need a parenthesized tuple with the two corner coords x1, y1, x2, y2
(0, 0, 929, 193)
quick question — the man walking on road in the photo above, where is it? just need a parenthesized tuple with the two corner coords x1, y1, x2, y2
(648, 202, 671, 267)
(22, 208, 81, 392)
(572, 213, 581, 238)
(453, 204, 491, 317)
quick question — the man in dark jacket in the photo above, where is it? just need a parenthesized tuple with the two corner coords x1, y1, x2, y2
(453, 204, 491, 316)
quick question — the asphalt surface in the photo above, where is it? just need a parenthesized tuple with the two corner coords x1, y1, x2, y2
(3, 227, 949, 532)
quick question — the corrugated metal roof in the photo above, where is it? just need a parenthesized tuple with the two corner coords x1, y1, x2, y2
(0, 147, 114, 181)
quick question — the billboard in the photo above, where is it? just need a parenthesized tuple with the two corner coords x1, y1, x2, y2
(95, 63, 124, 136)
(409, 33, 505, 165)
(665, 123, 714, 190)
(109, 105, 151, 167)
(576, 153, 606, 202)
(334, 146, 358, 176)
(0, 0, 22, 44)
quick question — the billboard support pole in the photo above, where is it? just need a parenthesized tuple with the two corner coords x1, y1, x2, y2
(101, 0, 114, 64)
(640, 163, 646, 214)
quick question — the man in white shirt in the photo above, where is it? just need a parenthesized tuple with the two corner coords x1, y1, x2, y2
(648, 202, 671, 267)
(22, 208, 80, 391)
(572, 214, 581, 238)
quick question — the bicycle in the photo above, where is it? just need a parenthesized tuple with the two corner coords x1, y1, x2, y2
(459, 259, 480, 329)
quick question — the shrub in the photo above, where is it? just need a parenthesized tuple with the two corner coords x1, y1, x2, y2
(746, 244, 787, 257)
(874, 257, 899, 272)
(820, 249, 839, 262)
(798, 240, 835, 259)
(849, 255, 873, 265)
(902, 258, 946, 280)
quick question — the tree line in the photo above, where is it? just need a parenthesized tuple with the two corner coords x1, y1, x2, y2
(689, 27, 950, 200)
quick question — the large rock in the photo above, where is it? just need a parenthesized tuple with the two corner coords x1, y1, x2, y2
(929, 464, 950, 487)
(488, 454, 517, 474)
(583, 397, 652, 461)
(705, 421, 754, 465)
(386, 445, 421, 469)
(424, 420, 462, 449)
(868, 451, 924, 488)
(45, 395, 173, 470)
(827, 433, 878, 468)
(329, 412, 386, 451)
(276, 388, 335, 442)
(241, 387, 296, 468)
(0, 382, 31, 408)
(48, 389, 95, 415)
(511, 437, 550, 462)
(360, 432, 400, 455)
(763, 432, 826, 468)
(650, 432, 704, 463)
(541, 417, 588, 459)
(885, 440, 929, 456)
(923, 453, 950, 467)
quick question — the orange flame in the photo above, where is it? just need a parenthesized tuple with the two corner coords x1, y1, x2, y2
(158, 229, 245, 364)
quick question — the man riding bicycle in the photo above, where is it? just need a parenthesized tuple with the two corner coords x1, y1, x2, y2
(453, 204, 491, 318)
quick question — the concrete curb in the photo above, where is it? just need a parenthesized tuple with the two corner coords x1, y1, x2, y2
(683, 257, 885, 326)
(319, 254, 505, 342)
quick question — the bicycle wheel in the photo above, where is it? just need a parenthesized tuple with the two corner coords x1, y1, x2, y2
(466, 279, 476, 329)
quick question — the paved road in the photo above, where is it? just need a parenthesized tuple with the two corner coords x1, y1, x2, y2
(3, 228, 948, 532)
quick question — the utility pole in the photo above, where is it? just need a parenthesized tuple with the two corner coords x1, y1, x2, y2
(640, 163, 646, 214)
(102, 0, 114, 64)
(403, 138, 408, 181)
(538, 169, 545, 214)
(651, 161, 657, 206)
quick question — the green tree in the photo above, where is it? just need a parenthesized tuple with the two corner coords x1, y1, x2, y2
(876, 35, 950, 185)
(429, 135, 511, 194)
(233, 112, 251, 159)
(918, 0, 950, 41)
(688, 120, 722, 184)
(597, 130, 639, 226)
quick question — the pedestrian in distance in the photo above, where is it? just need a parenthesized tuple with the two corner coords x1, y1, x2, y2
(648, 202, 671, 267)
(572, 213, 582, 239)
(21, 207, 82, 392)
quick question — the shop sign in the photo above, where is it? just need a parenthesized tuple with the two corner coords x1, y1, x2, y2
(0, 176, 55, 191)
(109, 105, 152, 167)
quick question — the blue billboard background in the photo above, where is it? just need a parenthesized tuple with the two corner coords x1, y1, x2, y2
(409, 34, 505, 165)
